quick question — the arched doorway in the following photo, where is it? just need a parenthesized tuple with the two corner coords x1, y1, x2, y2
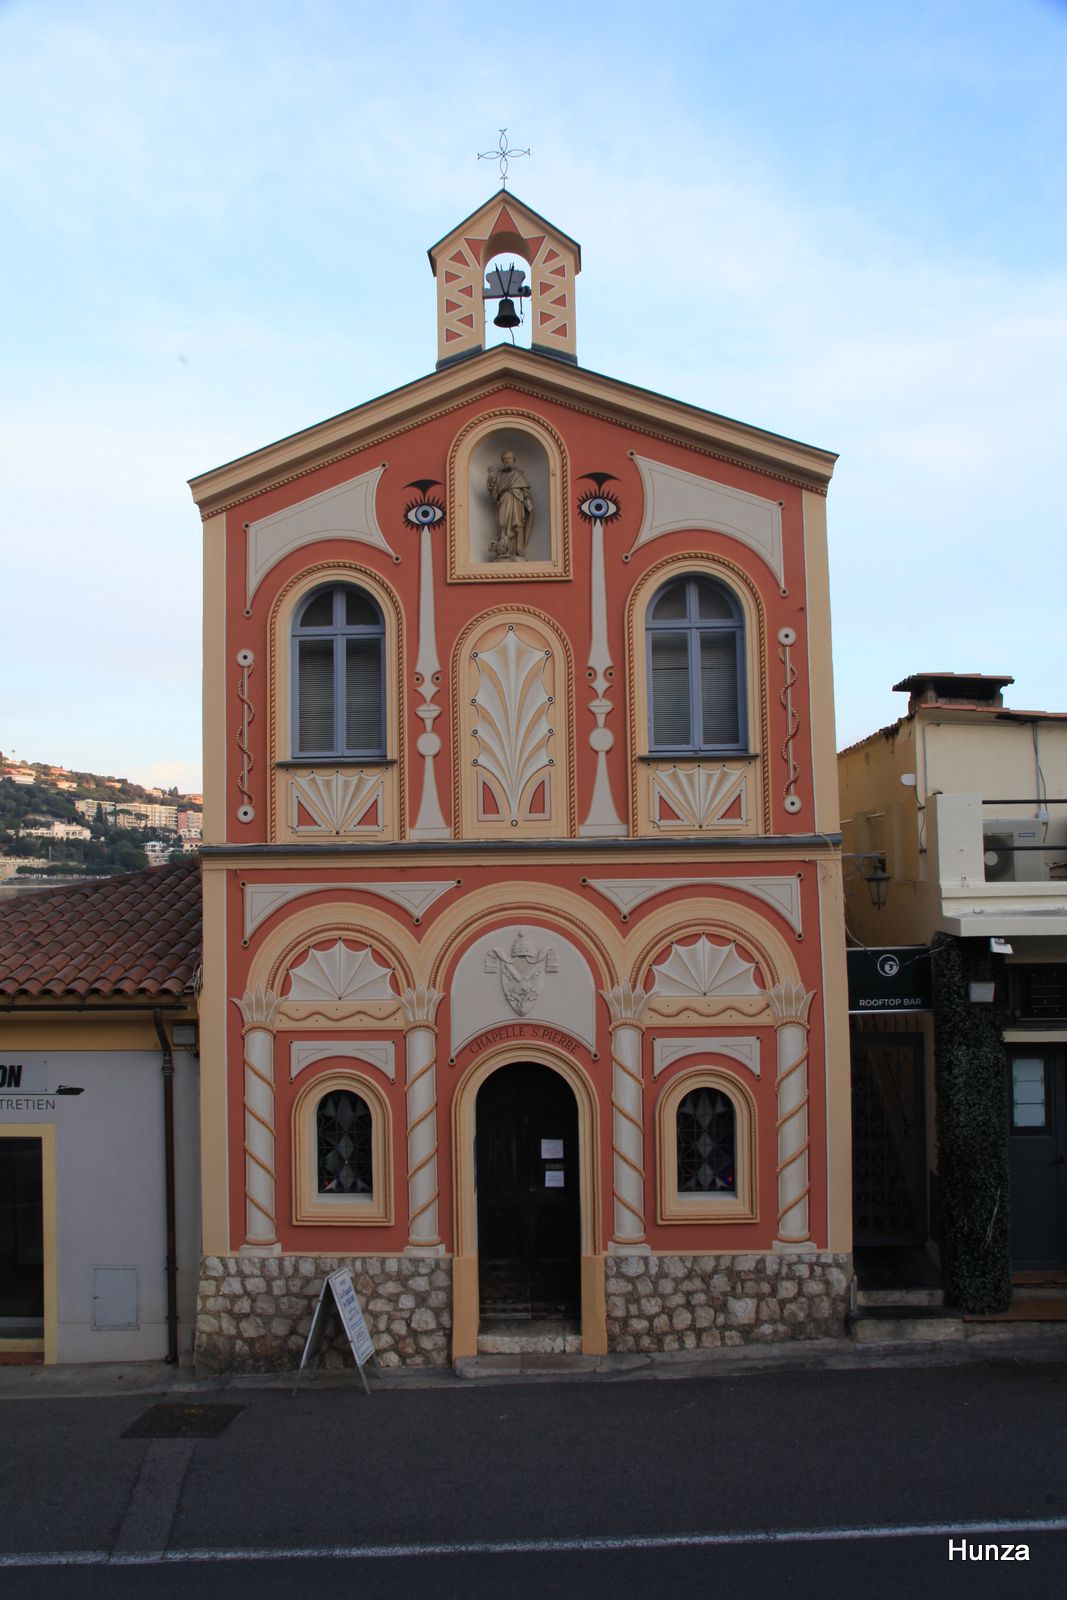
(476, 1062, 581, 1323)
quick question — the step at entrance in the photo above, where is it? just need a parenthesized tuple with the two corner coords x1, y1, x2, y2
(856, 1286, 944, 1309)
(477, 1315, 581, 1355)
(849, 1303, 965, 1344)
(850, 1249, 963, 1343)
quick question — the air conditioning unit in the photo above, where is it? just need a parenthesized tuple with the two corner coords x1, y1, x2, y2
(982, 821, 1048, 883)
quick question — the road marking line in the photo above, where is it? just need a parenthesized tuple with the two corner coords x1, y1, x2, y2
(113, 1438, 196, 1556)
(1, 1517, 1066, 1568)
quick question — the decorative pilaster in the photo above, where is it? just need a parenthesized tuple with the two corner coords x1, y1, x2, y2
(603, 982, 652, 1251)
(400, 984, 445, 1254)
(235, 648, 255, 825)
(768, 980, 815, 1247)
(234, 986, 282, 1253)
(579, 494, 625, 835)
(777, 626, 802, 815)
(412, 512, 449, 838)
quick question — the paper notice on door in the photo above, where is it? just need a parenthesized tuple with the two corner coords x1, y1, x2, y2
(545, 1168, 565, 1188)
(541, 1139, 564, 1159)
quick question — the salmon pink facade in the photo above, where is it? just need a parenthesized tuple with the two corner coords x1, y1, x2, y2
(189, 192, 852, 1370)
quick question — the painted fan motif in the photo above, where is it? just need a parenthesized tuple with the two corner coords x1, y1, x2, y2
(652, 765, 745, 829)
(286, 941, 395, 1003)
(290, 770, 382, 833)
(650, 936, 761, 997)
(471, 627, 554, 822)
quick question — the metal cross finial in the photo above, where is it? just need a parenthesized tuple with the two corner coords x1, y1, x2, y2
(478, 129, 530, 190)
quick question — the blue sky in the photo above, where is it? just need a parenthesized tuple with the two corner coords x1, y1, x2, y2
(2, 0, 1065, 791)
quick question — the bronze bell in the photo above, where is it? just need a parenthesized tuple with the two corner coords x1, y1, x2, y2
(493, 297, 520, 329)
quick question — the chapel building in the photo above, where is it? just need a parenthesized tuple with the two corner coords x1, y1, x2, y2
(188, 190, 851, 1369)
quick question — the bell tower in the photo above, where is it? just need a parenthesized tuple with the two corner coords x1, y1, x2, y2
(427, 191, 581, 369)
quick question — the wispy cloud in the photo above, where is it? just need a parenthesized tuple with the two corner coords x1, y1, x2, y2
(2, 0, 1065, 778)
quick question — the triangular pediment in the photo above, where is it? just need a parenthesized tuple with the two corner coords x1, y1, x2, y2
(427, 188, 581, 273)
(188, 344, 836, 519)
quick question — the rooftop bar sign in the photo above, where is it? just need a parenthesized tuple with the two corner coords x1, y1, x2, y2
(847, 947, 932, 1014)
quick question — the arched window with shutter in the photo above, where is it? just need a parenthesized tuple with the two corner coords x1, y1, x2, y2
(291, 584, 386, 759)
(646, 575, 746, 754)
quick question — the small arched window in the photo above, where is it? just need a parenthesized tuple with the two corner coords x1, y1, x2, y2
(676, 1086, 736, 1194)
(646, 575, 746, 754)
(292, 585, 385, 758)
(292, 1069, 392, 1226)
(316, 1089, 373, 1196)
(656, 1067, 757, 1223)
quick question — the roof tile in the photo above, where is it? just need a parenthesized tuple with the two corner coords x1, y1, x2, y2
(0, 861, 202, 1001)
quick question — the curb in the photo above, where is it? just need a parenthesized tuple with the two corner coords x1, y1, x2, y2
(0, 1325, 1063, 1400)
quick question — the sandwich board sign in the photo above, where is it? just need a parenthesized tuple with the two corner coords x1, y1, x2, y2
(293, 1267, 376, 1396)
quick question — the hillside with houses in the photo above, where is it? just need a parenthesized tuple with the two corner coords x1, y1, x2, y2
(0, 752, 202, 890)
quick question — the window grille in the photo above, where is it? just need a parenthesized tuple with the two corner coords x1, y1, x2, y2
(316, 1090, 373, 1195)
(1015, 965, 1067, 1021)
(676, 1086, 736, 1193)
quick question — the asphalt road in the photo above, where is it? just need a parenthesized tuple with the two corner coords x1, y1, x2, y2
(2, 1357, 1065, 1596)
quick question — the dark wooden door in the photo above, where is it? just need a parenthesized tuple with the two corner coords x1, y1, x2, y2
(0, 1137, 43, 1334)
(476, 1062, 580, 1317)
(1008, 1050, 1067, 1269)
(851, 1034, 926, 1247)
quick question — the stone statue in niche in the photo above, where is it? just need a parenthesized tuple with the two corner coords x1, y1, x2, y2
(486, 449, 534, 561)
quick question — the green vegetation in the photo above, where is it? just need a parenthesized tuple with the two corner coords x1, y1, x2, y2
(931, 932, 1012, 1314)
(0, 756, 200, 880)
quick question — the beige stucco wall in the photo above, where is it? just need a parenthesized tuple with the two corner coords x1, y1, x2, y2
(840, 710, 1067, 947)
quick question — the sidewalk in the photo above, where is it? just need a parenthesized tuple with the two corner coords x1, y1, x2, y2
(1, 1321, 1063, 1400)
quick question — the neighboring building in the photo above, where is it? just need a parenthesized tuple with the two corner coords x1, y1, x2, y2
(0, 856, 49, 879)
(187, 188, 850, 1372)
(0, 863, 201, 1364)
(20, 821, 91, 843)
(839, 673, 1067, 1304)
(177, 810, 203, 836)
(86, 800, 180, 832)
(114, 802, 180, 832)
(2, 770, 36, 786)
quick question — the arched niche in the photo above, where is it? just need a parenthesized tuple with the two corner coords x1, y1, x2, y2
(448, 411, 570, 581)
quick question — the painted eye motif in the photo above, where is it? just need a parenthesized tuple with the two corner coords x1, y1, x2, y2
(577, 472, 620, 523)
(403, 478, 445, 530)
(578, 493, 619, 522)
(405, 499, 445, 527)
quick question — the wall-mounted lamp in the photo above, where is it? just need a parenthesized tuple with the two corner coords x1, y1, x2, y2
(863, 859, 891, 911)
(844, 852, 891, 911)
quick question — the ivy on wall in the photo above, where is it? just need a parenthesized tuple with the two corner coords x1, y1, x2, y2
(931, 933, 1011, 1313)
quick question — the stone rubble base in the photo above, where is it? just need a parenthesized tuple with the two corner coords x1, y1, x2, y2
(606, 1251, 852, 1352)
(194, 1250, 852, 1372)
(194, 1254, 453, 1375)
